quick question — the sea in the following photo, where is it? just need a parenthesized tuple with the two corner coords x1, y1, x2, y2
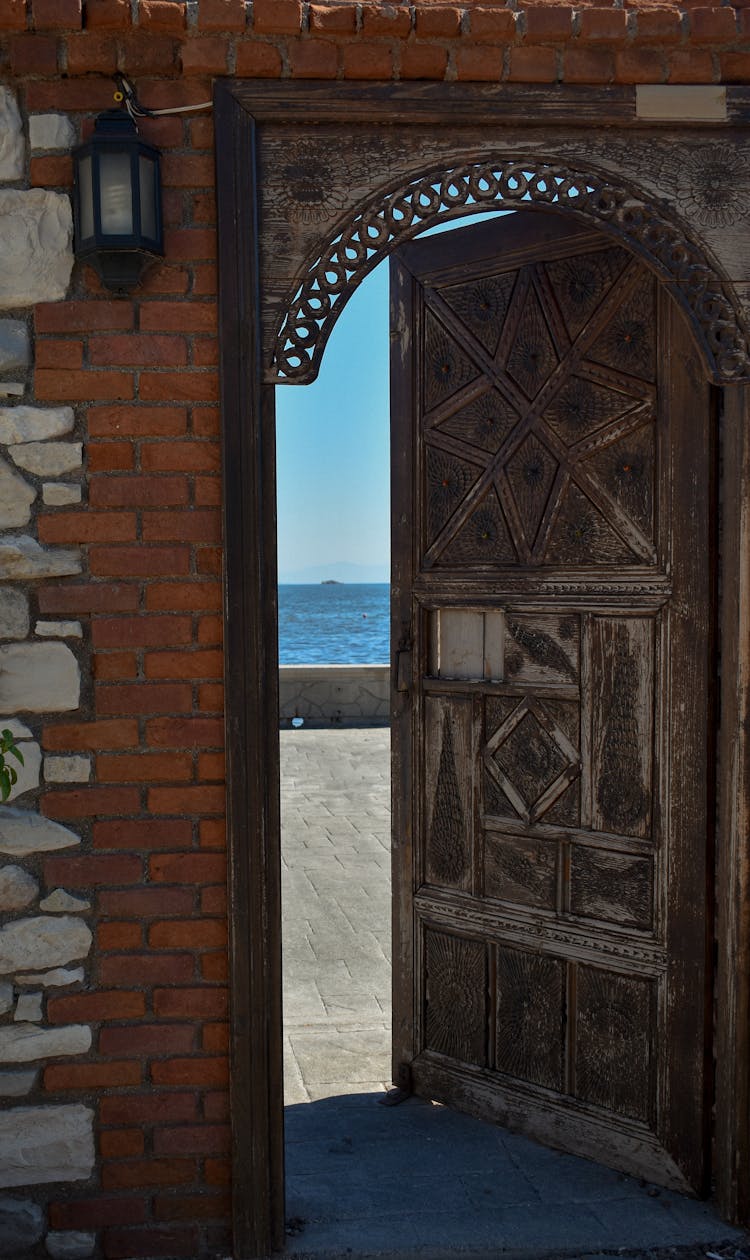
(278, 583, 390, 664)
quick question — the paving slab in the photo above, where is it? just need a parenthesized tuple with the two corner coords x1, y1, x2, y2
(280, 728, 747, 1260)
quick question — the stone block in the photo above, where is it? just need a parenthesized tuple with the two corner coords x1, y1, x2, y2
(0, 385, 25, 399)
(36, 621, 82, 639)
(0, 1197, 44, 1253)
(0, 406, 73, 445)
(5, 740, 41, 803)
(29, 115, 75, 154)
(0, 322, 30, 373)
(0, 1024, 91, 1064)
(13, 992, 42, 1023)
(0, 192, 73, 310)
(39, 888, 89, 912)
(0, 1104, 94, 1187)
(0, 1070, 36, 1097)
(46, 1231, 96, 1260)
(9, 442, 82, 478)
(0, 90, 24, 182)
(0, 914, 91, 973)
(42, 483, 81, 507)
(0, 536, 81, 582)
(15, 967, 83, 987)
(0, 983, 12, 1015)
(0, 589, 29, 641)
(0, 864, 38, 912)
(0, 457, 34, 530)
(43, 756, 89, 784)
(0, 642, 80, 712)
(0, 809, 80, 857)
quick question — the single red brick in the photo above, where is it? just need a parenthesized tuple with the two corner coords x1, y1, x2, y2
(153, 988, 228, 1021)
(140, 303, 217, 334)
(192, 264, 217, 296)
(455, 46, 503, 79)
(632, 8, 682, 42)
(48, 990, 146, 1023)
(85, 0, 131, 27)
(180, 35, 229, 73)
(310, 2, 357, 33)
(50, 1198, 146, 1230)
(97, 752, 193, 783)
(89, 545, 191, 578)
(195, 476, 223, 508)
(99, 1024, 196, 1057)
(197, 683, 224, 712)
(90, 475, 189, 508)
(151, 1057, 228, 1087)
(204, 1157, 231, 1184)
(36, 302, 133, 333)
(399, 43, 448, 78)
(35, 340, 83, 370)
(99, 887, 194, 917)
(192, 408, 221, 437)
(509, 44, 558, 80)
(10, 34, 58, 74)
(468, 6, 515, 40)
(144, 650, 223, 680)
(193, 341, 220, 368)
(94, 652, 139, 682)
(27, 80, 115, 109)
(523, 5, 573, 40)
(88, 404, 188, 437)
(288, 38, 339, 77)
(201, 886, 227, 915)
(97, 922, 142, 950)
(100, 1129, 145, 1159)
(667, 49, 716, 80)
(614, 47, 666, 80)
(149, 918, 227, 948)
(153, 1123, 230, 1155)
(415, 5, 461, 37)
(202, 1020, 229, 1052)
(95, 683, 192, 717)
(145, 717, 224, 748)
(91, 616, 192, 649)
(234, 40, 283, 74)
(42, 787, 140, 819)
(141, 509, 221, 543)
(0, 0, 27, 30)
(90, 334, 188, 367)
(196, 547, 222, 575)
(141, 442, 220, 473)
(100, 1091, 199, 1125)
(198, 615, 223, 646)
(139, 371, 219, 403)
(101, 952, 195, 985)
(153, 1191, 230, 1221)
(145, 581, 221, 612)
(202, 1092, 229, 1123)
(253, 0, 301, 33)
(94, 818, 192, 850)
(361, 2, 411, 36)
(198, 752, 224, 782)
(35, 368, 133, 402)
(342, 43, 395, 77)
(563, 46, 614, 82)
(138, 0, 187, 31)
(44, 852, 142, 887)
(149, 784, 225, 816)
(101, 1159, 196, 1191)
(44, 1060, 142, 1090)
(39, 584, 138, 615)
(689, 6, 736, 40)
(39, 511, 135, 545)
(119, 33, 178, 72)
(201, 952, 228, 982)
(135, 263, 190, 296)
(150, 853, 225, 885)
(65, 31, 117, 71)
(30, 155, 73, 186)
(578, 8, 628, 40)
(198, 0, 246, 29)
(200, 819, 225, 850)
(721, 51, 750, 80)
(88, 443, 135, 474)
(43, 719, 139, 752)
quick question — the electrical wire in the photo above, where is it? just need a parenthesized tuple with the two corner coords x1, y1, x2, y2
(115, 75, 212, 118)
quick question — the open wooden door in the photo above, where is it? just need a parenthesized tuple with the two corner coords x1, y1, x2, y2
(390, 211, 713, 1195)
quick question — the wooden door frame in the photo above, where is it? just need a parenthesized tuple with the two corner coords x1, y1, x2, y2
(214, 80, 750, 1258)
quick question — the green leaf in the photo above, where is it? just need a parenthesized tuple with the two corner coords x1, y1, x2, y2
(0, 771, 10, 803)
(9, 746, 23, 766)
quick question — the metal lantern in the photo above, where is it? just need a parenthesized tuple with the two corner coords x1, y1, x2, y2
(73, 108, 163, 293)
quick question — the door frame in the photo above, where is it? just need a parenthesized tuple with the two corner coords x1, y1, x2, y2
(214, 80, 750, 1257)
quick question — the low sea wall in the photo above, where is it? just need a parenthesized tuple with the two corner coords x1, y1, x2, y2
(279, 664, 390, 727)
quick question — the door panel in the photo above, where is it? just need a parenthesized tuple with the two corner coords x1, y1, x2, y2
(390, 211, 712, 1195)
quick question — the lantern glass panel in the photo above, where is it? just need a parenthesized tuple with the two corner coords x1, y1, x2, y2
(99, 151, 133, 236)
(78, 154, 94, 242)
(139, 155, 157, 241)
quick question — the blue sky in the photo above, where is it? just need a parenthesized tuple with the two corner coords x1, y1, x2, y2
(275, 213, 504, 583)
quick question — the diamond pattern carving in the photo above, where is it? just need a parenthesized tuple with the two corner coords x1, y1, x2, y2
(484, 697, 581, 825)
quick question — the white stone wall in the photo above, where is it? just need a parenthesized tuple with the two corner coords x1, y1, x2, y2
(279, 664, 390, 726)
(0, 85, 95, 1259)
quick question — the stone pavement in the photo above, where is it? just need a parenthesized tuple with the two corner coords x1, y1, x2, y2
(280, 728, 747, 1260)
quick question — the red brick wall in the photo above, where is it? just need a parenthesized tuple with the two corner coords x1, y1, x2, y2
(0, 1, 746, 1256)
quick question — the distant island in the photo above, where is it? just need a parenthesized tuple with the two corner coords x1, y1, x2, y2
(321, 579, 342, 585)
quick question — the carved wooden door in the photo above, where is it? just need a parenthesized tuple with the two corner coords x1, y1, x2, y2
(390, 212, 712, 1194)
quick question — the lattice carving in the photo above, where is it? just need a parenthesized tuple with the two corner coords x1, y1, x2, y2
(272, 157, 750, 384)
